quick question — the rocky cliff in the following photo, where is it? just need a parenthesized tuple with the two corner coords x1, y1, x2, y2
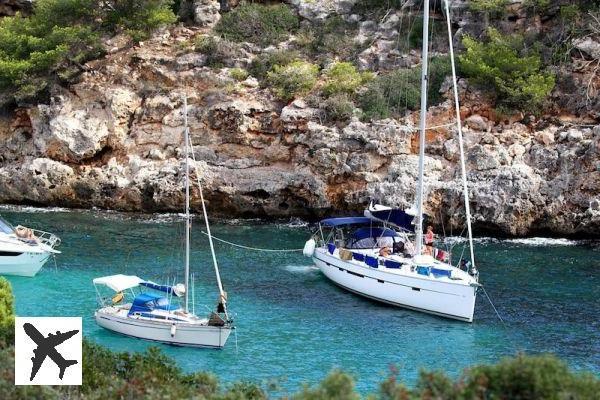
(0, 0, 598, 236)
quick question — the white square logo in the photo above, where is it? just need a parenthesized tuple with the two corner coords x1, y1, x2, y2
(14, 317, 82, 385)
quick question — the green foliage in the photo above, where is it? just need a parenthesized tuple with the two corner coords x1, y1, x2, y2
(248, 50, 302, 81)
(267, 60, 319, 101)
(215, 3, 299, 47)
(459, 28, 555, 112)
(352, 0, 404, 16)
(523, 0, 550, 10)
(324, 94, 356, 122)
(0, 0, 176, 106)
(0, 278, 14, 347)
(103, 0, 177, 42)
(469, 0, 509, 13)
(294, 370, 359, 400)
(359, 56, 450, 120)
(297, 16, 360, 62)
(322, 62, 373, 97)
(460, 354, 600, 399)
(195, 35, 242, 68)
(230, 68, 249, 81)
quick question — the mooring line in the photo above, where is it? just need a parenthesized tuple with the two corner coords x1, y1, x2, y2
(481, 284, 506, 326)
(199, 231, 304, 253)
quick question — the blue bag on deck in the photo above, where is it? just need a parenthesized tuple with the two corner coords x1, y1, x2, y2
(328, 243, 336, 254)
(431, 268, 451, 278)
(416, 266, 430, 276)
(384, 259, 402, 269)
(352, 252, 365, 262)
(365, 255, 378, 268)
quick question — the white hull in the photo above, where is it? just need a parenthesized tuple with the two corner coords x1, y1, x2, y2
(313, 248, 477, 322)
(95, 309, 232, 348)
(0, 251, 52, 277)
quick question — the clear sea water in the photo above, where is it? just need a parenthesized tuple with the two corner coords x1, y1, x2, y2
(3, 207, 599, 395)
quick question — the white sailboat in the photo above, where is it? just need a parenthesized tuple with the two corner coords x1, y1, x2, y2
(303, 0, 480, 322)
(0, 215, 61, 277)
(93, 95, 233, 347)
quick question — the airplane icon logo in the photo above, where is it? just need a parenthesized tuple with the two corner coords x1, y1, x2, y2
(23, 323, 79, 381)
(15, 317, 82, 385)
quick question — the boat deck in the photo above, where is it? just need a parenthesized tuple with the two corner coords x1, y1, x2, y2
(317, 245, 477, 287)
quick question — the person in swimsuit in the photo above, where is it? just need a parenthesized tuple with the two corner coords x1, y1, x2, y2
(425, 225, 434, 255)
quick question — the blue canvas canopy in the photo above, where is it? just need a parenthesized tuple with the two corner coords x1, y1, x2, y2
(128, 292, 179, 316)
(319, 217, 372, 227)
(351, 227, 398, 241)
(140, 281, 183, 297)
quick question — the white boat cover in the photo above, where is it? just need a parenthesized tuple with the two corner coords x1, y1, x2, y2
(93, 274, 144, 292)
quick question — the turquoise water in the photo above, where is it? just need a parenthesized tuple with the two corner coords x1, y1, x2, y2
(3, 208, 600, 394)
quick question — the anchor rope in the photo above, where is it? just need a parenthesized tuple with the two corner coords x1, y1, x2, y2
(481, 284, 506, 327)
(199, 231, 304, 252)
(99, 228, 305, 253)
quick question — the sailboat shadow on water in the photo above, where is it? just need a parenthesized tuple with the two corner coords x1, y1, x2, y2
(92, 95, 234, 348)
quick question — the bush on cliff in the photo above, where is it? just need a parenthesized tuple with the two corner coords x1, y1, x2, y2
(267, 60, 319, 101)
(248, 49, 302, 81)
(469, 0, 509, 14)
(359, 56, 450, 120)
(459, 28, 555, 113)
(215, 3, 299, 47)
(0, 0, 176, 106)
(103, 0, 177, 42)
(322, 62, 373, 97)
(296, 15, 360, 62)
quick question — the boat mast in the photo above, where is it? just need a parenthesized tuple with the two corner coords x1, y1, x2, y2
(415, 0, 430, 256)
(183, 95, 191, 313)
(443, 0, 476, 269)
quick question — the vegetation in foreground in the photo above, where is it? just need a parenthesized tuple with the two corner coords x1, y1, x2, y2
(1, 277, 599, 399)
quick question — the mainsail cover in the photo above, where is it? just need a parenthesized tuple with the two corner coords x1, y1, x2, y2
(140, 281, 185, 297)
(367, 207, 416, 232)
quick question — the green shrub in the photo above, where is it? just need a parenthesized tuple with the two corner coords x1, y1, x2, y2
(359, 56, 450, 120)
(523, 0, 550, 10)
(297, 16, 359, 62)
(0, 278, 14, 347)
(267, 60, 319, 101)
(0, 0, 176, 106)
(230, 68, 249, 81)
(294, 370, 359, 400)
(103, 0, 177, 42)
(248, 49, 301, 81)
(322, 62, 373, 97)
(215, 3, 299, 47)
(459, 28, 555, 112)
(324, 94, 356, 122)
(469, 0, 509, 13)
(195, 35, 242, 68)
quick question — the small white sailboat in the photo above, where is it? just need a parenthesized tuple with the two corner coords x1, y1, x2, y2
(303, 0, 480, 322)
(0, 215, 61, 277)
(93, 96, 233, 347)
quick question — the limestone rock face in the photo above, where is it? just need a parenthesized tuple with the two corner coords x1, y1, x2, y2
(0, 6, 599, 237)
(286, 0, 357, 21)
(192, 0, 221, 28)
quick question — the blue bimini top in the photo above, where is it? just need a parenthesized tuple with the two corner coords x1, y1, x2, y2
(128, 292, 180, 316)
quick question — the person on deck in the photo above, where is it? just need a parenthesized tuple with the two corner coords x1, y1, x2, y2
(379, 246, 391, 257)
(425, 226, 434, 255)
